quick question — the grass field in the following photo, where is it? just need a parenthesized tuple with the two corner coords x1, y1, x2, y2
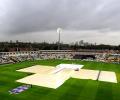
(0, 59, 120, 100)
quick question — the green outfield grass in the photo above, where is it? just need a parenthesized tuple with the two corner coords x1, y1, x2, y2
(0, 59, 120, 100)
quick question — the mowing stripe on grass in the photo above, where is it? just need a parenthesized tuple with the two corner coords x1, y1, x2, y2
(57, 79, 89, 100)
(95, 82, 113, 100)
(42, 79, 88, 100)
(112, 83, 120, 100)
(15, 86, 53, 100)
(77, 80, 99, 100)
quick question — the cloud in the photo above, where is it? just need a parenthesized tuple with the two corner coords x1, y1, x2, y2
(0, 0, 120, 45)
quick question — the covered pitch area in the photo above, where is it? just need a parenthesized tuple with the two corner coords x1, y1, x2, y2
(16, 64, 117, 89)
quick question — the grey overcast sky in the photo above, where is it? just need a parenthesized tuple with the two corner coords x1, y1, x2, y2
(0, 0, 120, 45)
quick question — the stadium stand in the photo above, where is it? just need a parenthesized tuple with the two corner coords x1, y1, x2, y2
(0, 50, 119, 64)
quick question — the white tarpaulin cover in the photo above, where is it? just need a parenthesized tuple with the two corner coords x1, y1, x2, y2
(52, 64, 84, 74)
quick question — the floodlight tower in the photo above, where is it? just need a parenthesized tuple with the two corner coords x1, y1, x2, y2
(57, 28, 62, 50)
